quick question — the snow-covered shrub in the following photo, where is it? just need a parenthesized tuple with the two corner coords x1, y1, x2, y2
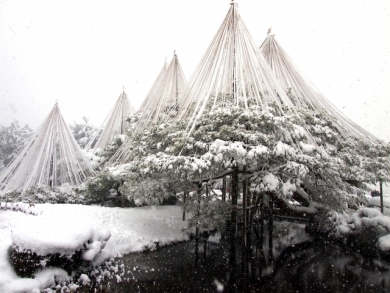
(82, 148, 102, 170)
(307, 207, 390, 257)
(306, 209, 350, 239)
(1, 184, 88, 205)
(184, 196, 231, 232)
(83, 171, 133, 207)
(120, 164, 182, 206)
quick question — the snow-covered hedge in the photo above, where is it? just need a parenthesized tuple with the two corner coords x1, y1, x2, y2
(0, 181, 128, 207)
(0, 184, 89, 205)
(12, 222, 110, 260)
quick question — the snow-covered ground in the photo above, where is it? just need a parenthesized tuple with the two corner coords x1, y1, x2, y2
(0, 204, 191, 292)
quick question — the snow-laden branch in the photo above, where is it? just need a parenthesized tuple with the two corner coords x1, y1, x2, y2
(268, 191, 319, 218)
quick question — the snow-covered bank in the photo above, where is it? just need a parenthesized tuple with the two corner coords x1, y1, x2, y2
(0, 204, 190, 292)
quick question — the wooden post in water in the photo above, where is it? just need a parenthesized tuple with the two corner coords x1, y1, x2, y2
(194, 234, 199, 268)
(259, 192, 264, 251)
(241, 172, 252, 291)
(268, 194, 273, 263)
(222, 177, 226, 202)
(194, 183, 202, 268)
(195, 183, 203, 240)
(231, 168, 239, 238)
(227, 167, 239, 288)
(243, 169, 247, 248)
(229, 175, 232, 201)
(246, 182, 252, 253)
(204, 236, 207, 259)
(182, 192, 187, 221)
(380, 180, 384, 214)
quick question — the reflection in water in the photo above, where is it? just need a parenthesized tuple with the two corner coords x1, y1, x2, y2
(97, 222, 390, 292)
(258, 239, 390, 292)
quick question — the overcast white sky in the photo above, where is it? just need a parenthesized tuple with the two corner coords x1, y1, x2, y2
(0, 0, 389, 141)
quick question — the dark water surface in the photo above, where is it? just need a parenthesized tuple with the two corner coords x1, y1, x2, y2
(97, 222, 390, 293)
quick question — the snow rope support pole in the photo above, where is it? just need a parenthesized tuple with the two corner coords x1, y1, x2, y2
(380, 180, 384, 214)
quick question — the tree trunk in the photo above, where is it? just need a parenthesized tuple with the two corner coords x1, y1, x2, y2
(120, 190, 124, 208)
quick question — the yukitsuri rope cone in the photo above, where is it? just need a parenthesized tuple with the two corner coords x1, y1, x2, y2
(132, 51, 187, 134)
(177, 1, 296, 134)
(259, 31, 379, 142)
(86, 89, 136, 151)
(107, 51, 187, 166)
(0, 103, 96, 195)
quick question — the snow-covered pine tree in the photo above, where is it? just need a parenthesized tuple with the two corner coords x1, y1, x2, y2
(70, 117, 99, 149)
(110, 103, 390, 232)
(0, 120, 33, 171)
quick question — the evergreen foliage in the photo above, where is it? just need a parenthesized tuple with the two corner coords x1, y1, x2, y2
(82, 171, 133, 207)
(0, 120, 33, 171)
(99, 137, 124, 165)
(70, 117, 99, 149)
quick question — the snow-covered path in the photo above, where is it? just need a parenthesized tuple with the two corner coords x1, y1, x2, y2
(0, 204, 190, 292)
